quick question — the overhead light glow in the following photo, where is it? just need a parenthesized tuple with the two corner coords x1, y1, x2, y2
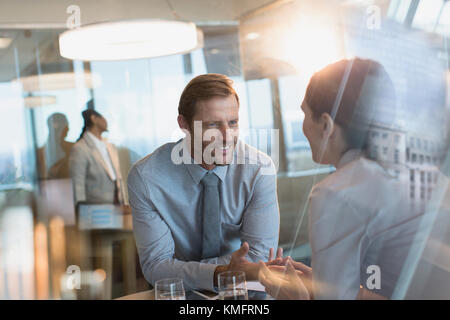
(0, 37, 12, 49)
(14, 72, 101, 92)
(24, 95, 57, 108)
(246, 32, 260, 40)
(59, 19, 204, 61)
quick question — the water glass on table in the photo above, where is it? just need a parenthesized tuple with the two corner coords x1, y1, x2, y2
(218, 271, 248, 300)
(155, 278, 186, 300)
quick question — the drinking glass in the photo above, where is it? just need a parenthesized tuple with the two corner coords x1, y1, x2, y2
(218, 271, 248, 300)
(155, 278, 186, 300)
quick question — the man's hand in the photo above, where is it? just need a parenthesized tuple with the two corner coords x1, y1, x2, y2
(213, 242, 260, 287)
(258, 260, 310, 300)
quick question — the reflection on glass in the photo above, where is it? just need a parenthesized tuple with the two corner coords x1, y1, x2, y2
(218, 271, 248, 300)
(0, 0, 448, 300)
(37, 113, 73, 179)
(155, 278, 186, 300)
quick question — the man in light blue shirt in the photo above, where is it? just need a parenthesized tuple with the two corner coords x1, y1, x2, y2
(127, 73, 280, 291)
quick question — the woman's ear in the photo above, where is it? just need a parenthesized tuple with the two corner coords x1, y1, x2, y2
(321, 113, 335, 140)
(89, 114, 97, 126)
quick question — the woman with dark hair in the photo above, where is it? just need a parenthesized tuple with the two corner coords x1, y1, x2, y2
(76, 109, 103, 142)
(259, 58, 424, 299)
(69, 102, 128, 206)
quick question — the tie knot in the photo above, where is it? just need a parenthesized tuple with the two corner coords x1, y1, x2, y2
(201, 172, 219, 187)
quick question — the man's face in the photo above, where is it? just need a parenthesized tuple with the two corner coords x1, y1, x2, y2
(186, 94, 239, 168)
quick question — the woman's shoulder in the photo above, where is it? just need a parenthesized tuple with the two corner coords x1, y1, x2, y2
(311, 156, 397, 207)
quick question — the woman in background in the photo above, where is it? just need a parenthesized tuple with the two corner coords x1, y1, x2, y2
(70, 103, 128, 207)
(260, 58, 425, 300)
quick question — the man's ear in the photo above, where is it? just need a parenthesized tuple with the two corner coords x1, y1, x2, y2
(177, 115, 190, 131)
(321, 113, 335, 140)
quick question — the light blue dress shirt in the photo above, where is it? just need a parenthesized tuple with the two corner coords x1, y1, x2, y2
(127, 139, 280, 291)
(308, 149, 424, 299)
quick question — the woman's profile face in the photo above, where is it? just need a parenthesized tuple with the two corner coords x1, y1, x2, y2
(92, 114, 108, 132)
(301, 101, 325, 163)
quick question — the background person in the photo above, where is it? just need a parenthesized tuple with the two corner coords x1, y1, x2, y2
(37, 113, 74, 179)
(70, 103, 128, 207)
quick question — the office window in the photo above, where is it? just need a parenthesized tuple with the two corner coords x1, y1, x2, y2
(372, 145, 379, 159)
(410, 185, 415, 199)
(0, 0, 449, 301)
(412, 0, 445, 33)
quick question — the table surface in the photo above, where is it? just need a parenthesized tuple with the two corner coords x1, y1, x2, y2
(115, 281, 268, 300)
(116, 289, 155, 300)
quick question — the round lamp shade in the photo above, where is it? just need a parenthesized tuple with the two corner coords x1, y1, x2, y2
(59, 19, 203, 61)
(24, 95, 57, 108)
(15, 72, 101, 92)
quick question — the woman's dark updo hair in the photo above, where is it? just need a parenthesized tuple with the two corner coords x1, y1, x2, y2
(304, 58, 396, 152)
(77, 101, 102, 141)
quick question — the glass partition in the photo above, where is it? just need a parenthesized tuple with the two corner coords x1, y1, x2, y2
(0, 0, 448, 300)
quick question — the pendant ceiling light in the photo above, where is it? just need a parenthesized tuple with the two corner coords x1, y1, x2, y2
(14, 72, 101, 92)
(59, 19, 204, 61)
(23, 95, 57, 108)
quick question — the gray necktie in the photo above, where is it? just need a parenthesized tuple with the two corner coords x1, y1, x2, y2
(200, 172, 221, 259)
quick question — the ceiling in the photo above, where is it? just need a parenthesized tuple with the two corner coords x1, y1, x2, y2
(0, 0, 278, 28)
(0, 0, 278, 82)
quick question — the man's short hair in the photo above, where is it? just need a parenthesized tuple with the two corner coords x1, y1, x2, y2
(178, 73, 239, 125)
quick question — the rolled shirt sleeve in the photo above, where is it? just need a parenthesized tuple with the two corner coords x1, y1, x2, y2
(241, 159, 280, 262)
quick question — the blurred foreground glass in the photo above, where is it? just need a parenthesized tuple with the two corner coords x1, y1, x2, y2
(154, 278, 186, 300)
(218, 271, 248, 300)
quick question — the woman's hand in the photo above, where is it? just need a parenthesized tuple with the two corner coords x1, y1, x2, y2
(258, 260, 310, 300)
(265, 248, 314, 298)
